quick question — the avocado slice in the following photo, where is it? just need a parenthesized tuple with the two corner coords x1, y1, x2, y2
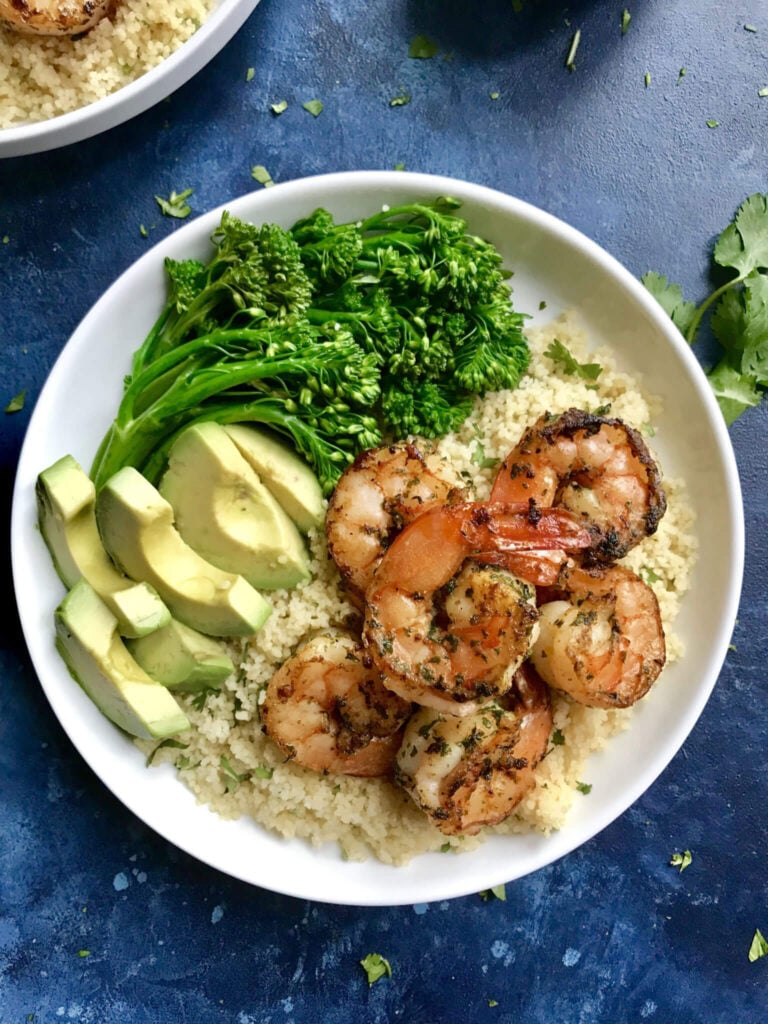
(36, 455, 170, 638)
(224, 424, 326, 533)
(127, 619, 234, 692)
(55, 579, 190, 739)
(159, 422, 310, 591)
(96, 467, 272, 637)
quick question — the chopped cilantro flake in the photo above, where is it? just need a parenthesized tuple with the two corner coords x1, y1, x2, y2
(639, 565, 662, 585)
(479, 884, 507, 901)
(77, 950, 91, 958)
(245, 67, 255, 82)
(270, 99, 288, 115)
(565, 28, 581, 71)
(408, 34, 438, 59)
(545, 339, 602, 380)
(759, 87, 768, 98)
(489, 91, 500, 100)
(744, 24, 758, 33)
(154, 188, 193, 219)
(393, 162, 406, 171)
(749, 928, 768, 962)
(219, 754, 252, 793)
(389, 92, 411, 107)
(706, 119, 720, 129)
(551, 728, 565, 746)
(677, 67, 687, 84)
(2, 235, 8, 244)
(488, 1000, 499, 1008)
(669, 849, 692, 872)
(146, 737, 188, 767)
(5, 389, 26, 413)
(471, 441, 499, 469)
(139, 224, 148, 238)
(621, 9, 631, 35)
(360, 953, 392, 986)
(576, 781, 592, 795)
(644, 72, 651, 88)
(251, 765, 274, 779)
(251, 164, 275, 188)
(302, 99, 323, 117)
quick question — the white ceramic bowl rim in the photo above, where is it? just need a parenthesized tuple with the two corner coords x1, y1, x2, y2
(0, 0, 261, 159)
(11, 171, 745, 905)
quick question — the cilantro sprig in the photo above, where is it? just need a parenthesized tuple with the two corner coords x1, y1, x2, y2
(643, 192, 768, 424)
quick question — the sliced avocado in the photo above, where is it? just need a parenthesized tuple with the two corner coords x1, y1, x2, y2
(159, 422, 310, 591)
(127, 619, 234, 692)
(224, 424, 326, 533)
(55, 579, 190, 740)
(96, 467, 272, 637)
(36, 455, 170, 638)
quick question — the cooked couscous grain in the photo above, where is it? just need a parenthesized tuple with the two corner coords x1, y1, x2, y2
(137, 312, 698, 865)
(0, 0, 214, 130)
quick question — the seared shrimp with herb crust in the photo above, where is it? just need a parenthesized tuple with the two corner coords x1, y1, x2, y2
(363, 501, 591, 716)
(395, 663, 553, 835)
(261, 634, 411, 777)
(0, 0, 114, 35)
(491, 409, 666, 563)
(325, 441, 467, 602)
(529, 564, 666, 708)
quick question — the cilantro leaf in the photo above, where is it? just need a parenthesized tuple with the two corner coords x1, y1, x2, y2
(302, 99, 323, 117)
(641, 272, 697, 337)
(471, 441, 499, 469)
(551, 728, 565, 746)
(707, 360, 762, 424)
(749, 928, 768, 962)
(155, 189, 193, 219)
(669, 849, 692, 872)
(408, 34, 438, 59)
(270, 99, 288, 115)
(576, 781, 592, 795)
(714, 193, 768, 276)
(360, 953, 392, 985)
(544, 339, 602, 380)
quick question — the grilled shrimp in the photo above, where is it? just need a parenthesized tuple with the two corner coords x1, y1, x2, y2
(261, 634, 412, 777)
(529, 564, 666, 708)
(394, 663, 553, 835)
(490, 409, 667, 563)
(0, 0, 114, 35)
(325, 441, 466, 602)
(363, 501, 591, 716)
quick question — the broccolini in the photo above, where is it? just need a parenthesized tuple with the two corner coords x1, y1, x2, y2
(91, 198, 530, 494)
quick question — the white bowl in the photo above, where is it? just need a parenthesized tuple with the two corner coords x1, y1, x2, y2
(0, 0, 261, 159)
(11, 171, 744, 905)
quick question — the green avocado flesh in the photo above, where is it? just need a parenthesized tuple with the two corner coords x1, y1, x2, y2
(55, 580, 190, 740)
(36, 454, 170, 638)
(95, 466, 272, 637)
(224, 423, 326, 533)
(160, 422, 311, 591)
(127, 618, 234, 691)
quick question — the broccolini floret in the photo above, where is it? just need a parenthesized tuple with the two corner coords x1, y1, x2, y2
(92, 199, 530, 495)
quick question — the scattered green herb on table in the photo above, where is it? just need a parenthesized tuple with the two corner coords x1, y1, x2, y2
(155, 189, 194, 219)
(251, 165, 275, 188)
(565, 29, 581, 71)
(669, 849, 692, 872)
(749, 928, 768, 962)
(360, 953, 392, 985)
(302, 99, 323, 117)
(408, 34, 438, 59)
(389, 92, 411, 107)
(643, 192, 768, 424)
(5, 389, 26, 413)
(270, 99, 288, 115)
(621, 9, 631, 35)
(479, 883, 506, 901)
(90, 199, 529, 495)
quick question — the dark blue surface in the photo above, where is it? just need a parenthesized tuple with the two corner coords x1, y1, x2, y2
(2, 1, 767, 1020)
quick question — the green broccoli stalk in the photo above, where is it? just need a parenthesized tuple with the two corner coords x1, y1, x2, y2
(92, 325, 381, 494)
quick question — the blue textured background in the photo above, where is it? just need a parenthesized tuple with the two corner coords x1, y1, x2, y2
(2, 1, 767, 1020)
